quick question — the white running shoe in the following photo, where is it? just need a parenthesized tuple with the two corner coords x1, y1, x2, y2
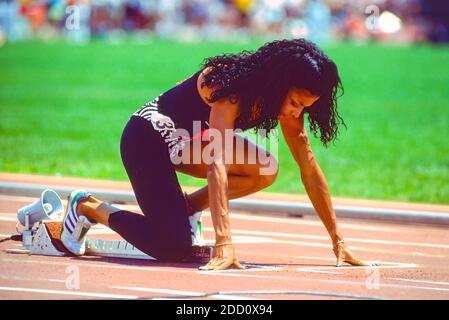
(60, 190, 96, 256)
(189, 211, 205, 247)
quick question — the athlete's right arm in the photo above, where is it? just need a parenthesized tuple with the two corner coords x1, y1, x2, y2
(206, 100, 238, 242)
(200, 100, 244, 270)
(197, 70, 244, 270)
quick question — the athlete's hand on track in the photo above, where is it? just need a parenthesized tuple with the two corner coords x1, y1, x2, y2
(199, 244, 246, 271)
(333, 240, 372, 267)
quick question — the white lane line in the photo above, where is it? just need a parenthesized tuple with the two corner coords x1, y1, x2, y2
(199, 266, 282, 273)
(296, 269, 340, 274)
(204, 212, 400, 232)
(232, 235, 278, 244)
(196, 272, 449, 296)
(196, 272, 276, 279)
(238, 237, 445, 258)
(314, 278, 449, 294)
(296, 256, 336, 261)
(112, 286, 205, 296)
(0, 257, 279, 275)
(396, 285, 449, 293)
(196, 272, 449, 295)
(344, 237, 449, 250)
(296, 262, 417, 272)
(0, 216, 17, 222)
(204, 227, 449, 250)
(0, 257, 346, 282)
(112, 286, 256, 300)
(0, 258, 184, 274)
(386, 278, 449, 287)
(296, 256, 419, 267)
(340, 246, 445, 258)
(0, 286, 138, 299)
(0, 274, 66, 283)
(196, 271, 340, 282)
(0, 258, 282, 278)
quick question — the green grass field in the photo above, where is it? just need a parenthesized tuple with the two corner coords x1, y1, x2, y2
(1, 39, 448, 204)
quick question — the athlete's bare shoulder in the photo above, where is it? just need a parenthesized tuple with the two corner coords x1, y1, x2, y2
(197, 66, 240, 118)
(197, 66, 218, 107)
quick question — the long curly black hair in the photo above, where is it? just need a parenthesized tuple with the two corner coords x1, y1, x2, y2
(200, 38, 345, 147)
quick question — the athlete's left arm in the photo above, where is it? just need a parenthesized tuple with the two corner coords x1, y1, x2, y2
(279, 112, 369, 266)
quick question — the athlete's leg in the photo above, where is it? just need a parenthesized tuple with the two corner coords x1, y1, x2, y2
(175, 134, 279, 213)
(79, 116, 191, 261)
(77, 196, 120, 227)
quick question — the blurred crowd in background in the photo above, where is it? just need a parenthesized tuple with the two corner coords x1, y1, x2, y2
(0, 0, 448, 45)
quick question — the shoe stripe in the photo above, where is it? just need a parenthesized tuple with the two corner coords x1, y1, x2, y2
(68, 191, 89, 224)
(67, 211, 76, 230)
(69, 205, 79, 224)
(70, 193, 79, 208)
(64, 221, 73, 234)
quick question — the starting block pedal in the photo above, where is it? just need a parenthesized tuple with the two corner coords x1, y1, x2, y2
(7, 221, 213, 263)
(30, 221, 67, 256)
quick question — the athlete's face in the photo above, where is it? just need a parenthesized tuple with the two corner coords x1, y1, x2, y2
(278, 88, 320, 119)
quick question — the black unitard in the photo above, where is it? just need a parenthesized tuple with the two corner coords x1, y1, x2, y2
(108, 71, 213, 261)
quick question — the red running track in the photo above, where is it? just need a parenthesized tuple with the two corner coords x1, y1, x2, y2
(1, 194, 449, 300)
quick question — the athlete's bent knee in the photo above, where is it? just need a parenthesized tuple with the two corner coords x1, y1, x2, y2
(257, 156, 278, 188)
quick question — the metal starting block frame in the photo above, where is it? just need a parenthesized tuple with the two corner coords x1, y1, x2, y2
(85, 238, 155, 260)
(7, 222, 213, 262)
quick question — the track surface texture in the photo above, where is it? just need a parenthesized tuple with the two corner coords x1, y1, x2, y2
(1, 174, 449, 300)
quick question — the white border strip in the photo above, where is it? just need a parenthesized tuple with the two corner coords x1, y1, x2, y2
(112, 286, 256, 300)
(0, 286, 137, 299)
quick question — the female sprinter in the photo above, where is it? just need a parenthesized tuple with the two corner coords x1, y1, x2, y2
(60, 38, 369, 270)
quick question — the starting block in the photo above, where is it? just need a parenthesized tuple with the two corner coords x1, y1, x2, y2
(7, 221, 213, 263)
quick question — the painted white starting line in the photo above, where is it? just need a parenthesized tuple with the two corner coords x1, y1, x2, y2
(0, 255, 417, 280)
(386, 278, 449, 287)
(0, 286, 138, 299)
(295, 256, 418, 268)
(0, 258, 280, 274)
(111, 286, 256, 300)
(0, 274, 66, 284)
(310, 278, 449, 294)
(296, 261, 417, 272)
